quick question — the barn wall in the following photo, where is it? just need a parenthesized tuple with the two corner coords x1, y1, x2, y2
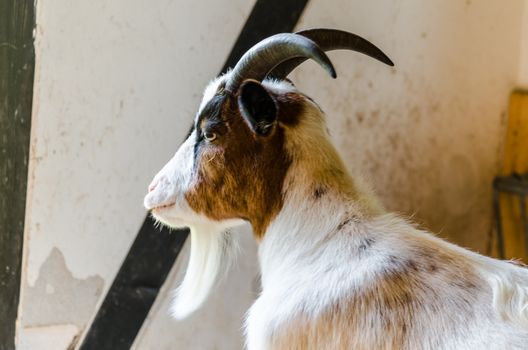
(518, 1, 528, 88)
(18, 0, 527, 349)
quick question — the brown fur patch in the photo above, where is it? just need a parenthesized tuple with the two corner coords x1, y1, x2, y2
(185, 91, 305, 238)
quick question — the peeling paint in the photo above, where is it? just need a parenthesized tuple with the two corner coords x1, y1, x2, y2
(21, 248, 104, 329)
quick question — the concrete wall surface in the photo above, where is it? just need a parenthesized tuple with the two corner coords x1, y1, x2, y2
(17, 0, 528, 349)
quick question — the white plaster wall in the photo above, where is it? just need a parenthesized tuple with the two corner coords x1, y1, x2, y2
(18, 0, 257, 348)
(17, 0, 528, 349)
(518, 0, 528, 88)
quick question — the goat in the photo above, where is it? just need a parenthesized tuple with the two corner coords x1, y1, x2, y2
(144, 29, 528, 349)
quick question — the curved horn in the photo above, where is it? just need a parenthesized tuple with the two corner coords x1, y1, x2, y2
(225, 33, 336, 93)
(268, 29, 394, 80)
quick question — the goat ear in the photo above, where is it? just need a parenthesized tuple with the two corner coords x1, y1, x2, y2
(238, 80, 277, 135)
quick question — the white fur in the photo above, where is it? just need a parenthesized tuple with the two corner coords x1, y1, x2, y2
(171, 222, 239, 319)
(245, 181, 528, 349)
(486, 264, 528, 329)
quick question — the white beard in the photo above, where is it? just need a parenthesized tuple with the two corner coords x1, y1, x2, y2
(170, 223, 239, 319)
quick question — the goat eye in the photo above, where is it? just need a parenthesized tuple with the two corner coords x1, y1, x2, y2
(203, 131, 217, 142)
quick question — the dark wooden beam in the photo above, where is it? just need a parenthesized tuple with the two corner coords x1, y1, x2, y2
(0, 0, 36, 349)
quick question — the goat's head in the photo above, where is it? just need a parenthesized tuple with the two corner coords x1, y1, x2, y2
(143, 29, 393, 318)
